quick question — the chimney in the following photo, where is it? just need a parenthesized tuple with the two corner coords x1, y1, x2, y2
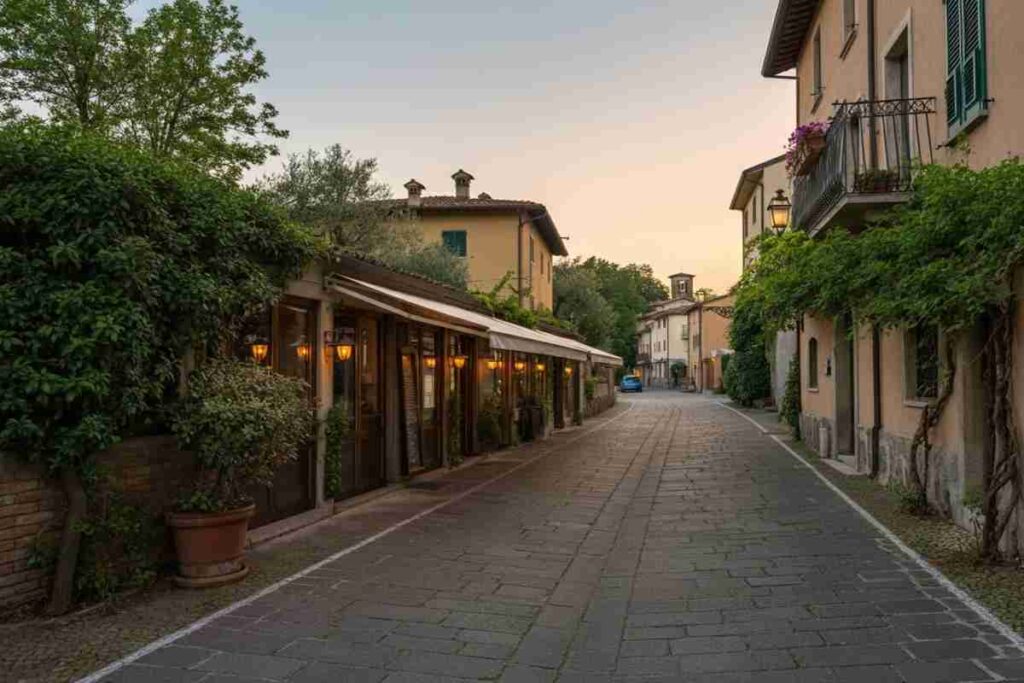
(452, 169, 474, 200)
(404, 178, 425, 207)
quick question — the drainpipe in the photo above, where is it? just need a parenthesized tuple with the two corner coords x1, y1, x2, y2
(867, 0, 881, 477)
(517, 215, 525, 307)
(867, 0, 878, 169)
(870, 325, 882, 478)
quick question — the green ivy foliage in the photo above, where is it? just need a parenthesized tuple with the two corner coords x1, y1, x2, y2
(0, 123, 321, 480)
(173, 359, 316, 511)
(323, 401, 353, 500)
(724, 301, 771, 407)
(737, 161, 1024, 335)
(779, 355, 801, 436)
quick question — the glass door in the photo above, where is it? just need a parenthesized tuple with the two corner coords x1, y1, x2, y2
(356, 316, 383, 491)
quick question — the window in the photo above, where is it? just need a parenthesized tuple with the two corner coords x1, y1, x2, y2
(529, 236, 535, 263)
(812, 29, 823, 106)
(808, 337, 819, 389)
(441, 230, 467, 257)
(946, 0, 988, 136)
(905, 324, 939, 400)
(752, 195, 758, 232)
(843, 0, 856, 38)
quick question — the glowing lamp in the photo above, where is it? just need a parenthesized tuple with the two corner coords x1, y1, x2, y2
(296, 343, 311, 361)
(334, 344, 354, 362)
(535, 362, 546, 372)
(424, 355, 437, 369)
(452, 354, 468, 369)
(250, 343, 269, 364)
(564, 366, 573, 377)
(768, 189, 792, 235)
(514, 360, 526, 372)
(486, 359, 500, 370)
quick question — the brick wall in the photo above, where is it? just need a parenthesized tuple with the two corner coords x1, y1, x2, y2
(0, 460, 63, 609)
(0, 435, 192, 612)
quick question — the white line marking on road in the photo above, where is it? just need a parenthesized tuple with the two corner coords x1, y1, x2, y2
(78, 403, 637, 683)
(717, 400, 1024, 647)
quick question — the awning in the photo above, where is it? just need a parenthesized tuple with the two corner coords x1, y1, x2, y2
(326, 275, 622, 367)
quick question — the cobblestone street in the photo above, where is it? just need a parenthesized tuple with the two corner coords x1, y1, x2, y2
(96, 393, 1024, 683)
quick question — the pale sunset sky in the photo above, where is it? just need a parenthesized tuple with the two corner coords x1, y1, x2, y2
(143, 1, 796, 294)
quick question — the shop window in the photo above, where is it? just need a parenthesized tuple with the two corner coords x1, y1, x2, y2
(905, 324, 939, 400)
(808, 337, 819, 389)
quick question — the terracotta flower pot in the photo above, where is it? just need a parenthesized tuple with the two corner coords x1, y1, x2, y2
(167, 504, 254, 588)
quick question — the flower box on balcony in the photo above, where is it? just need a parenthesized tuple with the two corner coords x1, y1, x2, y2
(786, 122, 830, 178)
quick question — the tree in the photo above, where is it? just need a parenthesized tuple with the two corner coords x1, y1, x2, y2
(553, 266, 615, 349)
(261, 143, 469, 288)
(554, 257, 667, 367)
(118, 0, 285, 178)
(724, 299, 771, 407)
(0, 123, 319, 613)
(0, 0, 133, 131)
(0, 0, 285, 178)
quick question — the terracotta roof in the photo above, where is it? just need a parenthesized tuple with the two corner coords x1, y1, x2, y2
(762, 0, 819, 77)
(729, 154, 787, 210)
(378, 196, 568, 257)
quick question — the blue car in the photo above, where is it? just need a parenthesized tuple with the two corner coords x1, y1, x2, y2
(619, 375, 643, 393)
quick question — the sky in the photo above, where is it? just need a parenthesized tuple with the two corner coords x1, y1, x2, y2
(139, 0, 795, 294)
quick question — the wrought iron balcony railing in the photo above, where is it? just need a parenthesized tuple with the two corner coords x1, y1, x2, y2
(792, 97, 937, 235)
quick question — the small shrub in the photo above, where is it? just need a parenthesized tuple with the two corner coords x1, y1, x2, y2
(889, 479, 930, 516)
(779, 355, 801, 437)
(324, 401, 353, 499)
(173, 359, 317, 512)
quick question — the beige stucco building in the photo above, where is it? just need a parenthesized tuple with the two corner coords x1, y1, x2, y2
(761, 0, 1023, 529)
(385, 171, 566, 311)
(686, 294, 735, 393)
(635, 273, 696, 387)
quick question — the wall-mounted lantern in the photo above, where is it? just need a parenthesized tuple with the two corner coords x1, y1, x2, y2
(248, 337, 269, 364)
(564, 366, 574, 377)
(295, 339, 312, 362)
(514, 359, 526, 373)
(424, 354, 437, 369)
(325, 327, 355, 362)
(535, 362, 546, 373)
(486, 356, 501, 371)
(768, 189, 792, 235)
(452, 354, 468, 369)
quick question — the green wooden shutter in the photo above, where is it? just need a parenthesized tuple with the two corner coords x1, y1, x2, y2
(962, 0, 986, 114)
(441, 230, 467, 257)
(946, 0, 962, 127)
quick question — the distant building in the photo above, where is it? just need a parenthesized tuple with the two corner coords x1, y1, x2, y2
(635, 273, 696, 388)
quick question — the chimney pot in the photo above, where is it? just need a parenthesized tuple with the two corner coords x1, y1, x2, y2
(451, 169, 474, 200)
(404, 178, 425, 207)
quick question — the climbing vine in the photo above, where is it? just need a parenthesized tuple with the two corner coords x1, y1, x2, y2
(735, 160, 1024, 561)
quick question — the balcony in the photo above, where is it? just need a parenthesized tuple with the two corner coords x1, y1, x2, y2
(793, 97, 937, 237)
(636, 352, 651, 364)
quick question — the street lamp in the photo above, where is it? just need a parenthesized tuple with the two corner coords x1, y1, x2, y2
(767, 189, 792, 235)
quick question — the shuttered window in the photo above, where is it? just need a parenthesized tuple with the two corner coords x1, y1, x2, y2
(441, 230, 467, 257)
(946, 0, 987, 135)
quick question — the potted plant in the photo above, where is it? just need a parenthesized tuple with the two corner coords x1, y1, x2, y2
(168, 359, 315, 588)
(786, 121, 830, 177)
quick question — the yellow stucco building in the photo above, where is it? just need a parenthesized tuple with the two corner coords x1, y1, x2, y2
(384, 170, 567, 311)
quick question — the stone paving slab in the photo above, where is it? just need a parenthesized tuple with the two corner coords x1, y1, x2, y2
(87, 392, 1024, 682)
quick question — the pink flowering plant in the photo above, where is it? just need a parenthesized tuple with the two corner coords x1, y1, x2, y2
(785, 121, 830, 176)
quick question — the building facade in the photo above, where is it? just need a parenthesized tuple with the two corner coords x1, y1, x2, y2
(386, 171, 566, 311)
(635, 273, 695, 387)
(761, 0, 1024, 528)
(686, 293, 736, 393)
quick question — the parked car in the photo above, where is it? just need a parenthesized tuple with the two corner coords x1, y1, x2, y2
(619, 375, 643, 393)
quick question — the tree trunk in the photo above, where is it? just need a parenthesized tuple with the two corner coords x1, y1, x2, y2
(45, 467, 86, 616)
